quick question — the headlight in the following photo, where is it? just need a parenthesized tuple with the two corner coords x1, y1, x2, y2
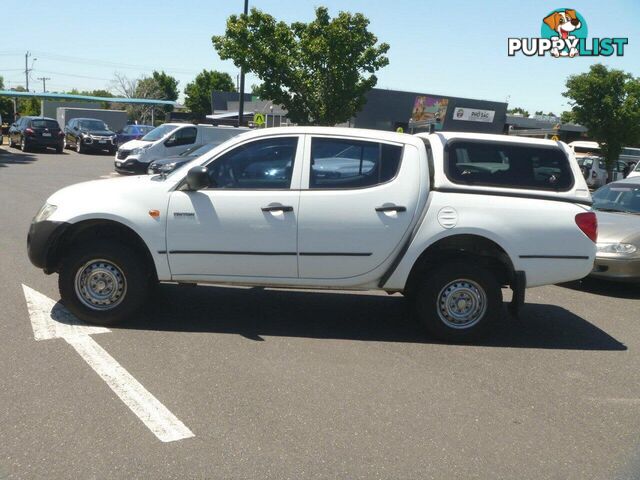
(158, 162, 178, 173)
(33, 203, 57, 223)
(132, 145, 151, 155)
(596, 243, 638, 256)
(81, 132, 90, 138)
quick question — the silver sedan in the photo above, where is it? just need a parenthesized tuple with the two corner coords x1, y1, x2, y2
(590, 178, 640, 282)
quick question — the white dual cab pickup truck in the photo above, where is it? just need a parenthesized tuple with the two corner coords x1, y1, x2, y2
(28, 127, 597, 341)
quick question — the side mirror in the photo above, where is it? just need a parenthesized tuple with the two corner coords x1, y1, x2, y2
(185, 166, 210, 190)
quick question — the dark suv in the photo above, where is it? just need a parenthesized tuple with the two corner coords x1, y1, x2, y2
(64, 118, 117, 154)
(8, 116, 64, 153)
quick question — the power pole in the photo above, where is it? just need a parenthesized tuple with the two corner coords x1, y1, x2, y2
(24, 51, 37, 91)
(37, 77, 51, 93)
(25, 51, 31, 91)
(237, 0, 249, 127)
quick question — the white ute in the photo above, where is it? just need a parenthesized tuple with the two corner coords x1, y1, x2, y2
(28, 127, 597, 341)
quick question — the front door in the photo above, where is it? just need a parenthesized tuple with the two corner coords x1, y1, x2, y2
(167, 135, 303, 279)
(297, 136, 420, 280)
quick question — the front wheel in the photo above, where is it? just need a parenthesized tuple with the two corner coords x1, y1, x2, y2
(58, 241, 152, 326)
(413, 262, 502, 341)
(76, 138, 83, 153)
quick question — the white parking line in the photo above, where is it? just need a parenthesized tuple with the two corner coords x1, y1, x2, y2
(98, 172, 120, 179)
(22, 284, 194, 443)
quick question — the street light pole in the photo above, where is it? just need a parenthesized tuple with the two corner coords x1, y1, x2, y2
(237, 0, 249, 127)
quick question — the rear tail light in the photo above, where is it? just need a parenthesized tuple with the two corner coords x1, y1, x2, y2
(58, 131, 65, 137)
(575, 212, 597, 243)
(25, 128, 34, 135)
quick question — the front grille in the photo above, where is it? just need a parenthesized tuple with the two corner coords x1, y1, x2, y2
(117, 149, 131, 159)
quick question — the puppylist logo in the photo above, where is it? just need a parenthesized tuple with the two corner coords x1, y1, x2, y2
(508, 8, 628, 58)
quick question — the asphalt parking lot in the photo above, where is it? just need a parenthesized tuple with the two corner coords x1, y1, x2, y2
(1, 141, 640, 479)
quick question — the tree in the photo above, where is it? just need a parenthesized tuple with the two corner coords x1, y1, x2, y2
(212, 6, 390, 125)
(560, 111, 576, 124)
(0, 76, 14, 123)
(564, 64, 640, 176)
(184, 70, 235, 118)
(507, 107, 530, 117)
(111, 71, 179, 124)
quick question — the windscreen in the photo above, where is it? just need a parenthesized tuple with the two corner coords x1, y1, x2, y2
(78, 120, 107, 130)
(142, 124, 179, 142)
(31, 119, 59, 129)
(592, 183, 640, 214)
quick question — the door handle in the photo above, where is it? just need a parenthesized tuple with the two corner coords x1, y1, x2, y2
(375, 205, 407, 213)
(261, 205, 293, 212)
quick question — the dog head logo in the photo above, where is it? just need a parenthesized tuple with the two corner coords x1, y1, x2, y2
(509, 9, 627, 58)
(541, 8, 587, 57)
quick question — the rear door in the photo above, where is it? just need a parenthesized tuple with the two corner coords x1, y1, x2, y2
(30, 118, 61, 144)
(297, 135, 420, 280)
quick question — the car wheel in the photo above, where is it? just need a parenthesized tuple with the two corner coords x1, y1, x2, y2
(63, 137, 68, 150)
(21, 136, 30, 152)
(413, 261, 502, 341)
(8, 135, 15, 148)
(56, 145, 63, 154)
(76, 138, 83, 154)
(58, 241, 152, 326)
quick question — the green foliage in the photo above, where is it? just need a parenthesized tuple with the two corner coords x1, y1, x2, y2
(184, 70, 235, 118)
(507, 107, 530, 117)
(212, 6, 390, 125)
(560, 111, 576, 124)
(0, 76, 13, 122)
(564, 64, 640, 170)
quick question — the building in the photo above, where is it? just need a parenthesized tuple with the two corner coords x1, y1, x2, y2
(350, 88, 508, 134)
(505, 114, 587, 142)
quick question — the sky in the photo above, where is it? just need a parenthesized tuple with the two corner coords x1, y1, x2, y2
(0, 0, 638, 115)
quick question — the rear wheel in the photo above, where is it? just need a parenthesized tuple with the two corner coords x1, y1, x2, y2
(21, 136, 30, 152)
(55, 145, 63, 154)
(413, 261, 502, 341)
(58, 241, 152, 326)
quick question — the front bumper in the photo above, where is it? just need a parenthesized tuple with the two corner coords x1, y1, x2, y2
(27, 220, 70, 272)
(114, 157, 148, 174)
(590, 256, 640, 283)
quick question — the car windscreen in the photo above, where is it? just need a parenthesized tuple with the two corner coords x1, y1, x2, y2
(573, 146, 601, 154)
(142, 124, 179, 142)
(592, 183, 640, 214)
(445, 141, 574, 191)
(31, 119, 59, 129)
(79, 120, 107, 130)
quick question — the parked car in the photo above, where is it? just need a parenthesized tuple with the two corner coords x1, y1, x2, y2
(115, 124, 250, 173)
(628, 161, 640, 179)
(577, 156, 628, 187)
(63, 118, 117, 154)
(8, 116, 64, 153)
(590, 178, 640, 282)
(28, 128, 596, 341)
(116, 124, 154, 146)
(147, 143, 221, 175)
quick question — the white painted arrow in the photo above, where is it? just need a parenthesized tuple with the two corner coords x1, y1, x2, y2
(22, 284, 194, 443)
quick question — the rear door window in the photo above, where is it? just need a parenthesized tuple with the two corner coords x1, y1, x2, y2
(309, 138, 403, 189)
(446, 141, 574, 191)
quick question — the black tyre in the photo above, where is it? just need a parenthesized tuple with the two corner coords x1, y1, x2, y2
(58, 241, 152, 326)
(21, 136, 30, 152)
(8, 135, 15, 148)
(413, 261, 502, 341)
(55, 145, 63, 154)
(76, 138, 84, 154)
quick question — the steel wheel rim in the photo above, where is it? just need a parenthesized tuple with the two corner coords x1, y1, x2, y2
(437, 279, 487, 329)
(76, 140, 81, 152)
(74, 259, 127, 311)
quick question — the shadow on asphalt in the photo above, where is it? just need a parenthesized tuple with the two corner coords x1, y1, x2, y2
(108, 284, 626, 351)
(0, 147, 38, 167)
(558, 278, 640, 300)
